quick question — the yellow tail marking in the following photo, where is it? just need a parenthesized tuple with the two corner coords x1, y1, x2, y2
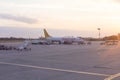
(43, 29, 51, 38)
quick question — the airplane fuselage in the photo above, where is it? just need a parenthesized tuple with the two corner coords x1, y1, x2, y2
(46, 37, 84, 44)
(43, 29, 85, 44)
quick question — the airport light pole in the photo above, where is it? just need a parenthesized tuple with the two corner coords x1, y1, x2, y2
(97, 28, 101, 39)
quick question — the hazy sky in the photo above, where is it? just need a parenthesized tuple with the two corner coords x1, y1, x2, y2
(0, 0, 120, 38)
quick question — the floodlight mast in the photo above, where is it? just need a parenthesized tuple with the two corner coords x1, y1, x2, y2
(97, 28, 101, 39)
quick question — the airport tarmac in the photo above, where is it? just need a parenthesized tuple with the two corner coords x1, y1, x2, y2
(0, 41, 120, 80)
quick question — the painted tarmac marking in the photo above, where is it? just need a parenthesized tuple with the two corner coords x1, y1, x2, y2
(104, 73, 120, 80)
(0, 61, 110, 77)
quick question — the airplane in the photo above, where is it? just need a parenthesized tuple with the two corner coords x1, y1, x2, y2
(43, 29, 85, 44)
(16, 40, 31, 51)
(0, 40, 31, 51)
(31, 39, 50, 45)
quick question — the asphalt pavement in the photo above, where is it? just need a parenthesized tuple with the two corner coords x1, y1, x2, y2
(0, 42, 120, 80)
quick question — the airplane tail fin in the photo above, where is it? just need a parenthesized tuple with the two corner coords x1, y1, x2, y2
(43, 29, 51, 38)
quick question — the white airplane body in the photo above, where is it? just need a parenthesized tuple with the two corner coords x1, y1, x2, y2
(31, 39, 50, 45)
(16, 40, 31, 51)
(44, 29, 84, 44)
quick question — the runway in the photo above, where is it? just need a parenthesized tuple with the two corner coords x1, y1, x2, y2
(0, 41, 120, 80)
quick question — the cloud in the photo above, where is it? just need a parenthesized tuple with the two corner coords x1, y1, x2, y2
(0, 13, 38, 24)
(0, 26, 41, 38)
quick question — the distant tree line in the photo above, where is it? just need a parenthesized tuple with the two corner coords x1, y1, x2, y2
(0, 34, 119, 41)
(0, 37, 25, 40)
(103, 35, 118, 40)
(84, 35, 119, 41)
